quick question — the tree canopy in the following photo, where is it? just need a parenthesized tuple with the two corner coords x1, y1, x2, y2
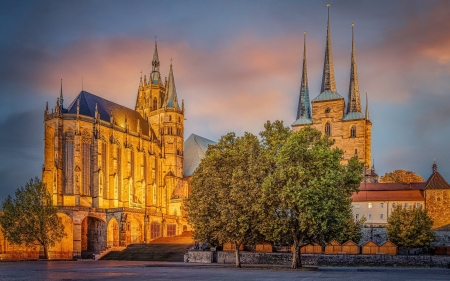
(0, 177, 66, 259)
(386, 204, 435, 253)
(259, 126, 363, 268)
(380, 170, 424, 184)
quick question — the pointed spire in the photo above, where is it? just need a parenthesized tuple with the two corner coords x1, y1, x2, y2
(151, 38, 161, 84)
(347, 23, 362, 114)
(296, 31, 311, 120)
(59, 79, 64, 108)
(165, 61, 180, 109)
(433, 158, 437, 173)
(321, 4, 336, 93)
(365, 92, 370, 120)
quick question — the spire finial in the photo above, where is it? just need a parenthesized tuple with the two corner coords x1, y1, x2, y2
(347, 23, 362, 114)
(296, 30, 311, 120)
(59, 79, 64, 108)
(433, 158, 437, 173)
(321, 3, 336, 93)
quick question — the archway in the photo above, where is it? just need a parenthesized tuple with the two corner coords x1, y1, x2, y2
(81, 216, 106, 258)
(48, 213, 73, 259)
(126, 215, 143, 244)
(107, 218, 119, 247)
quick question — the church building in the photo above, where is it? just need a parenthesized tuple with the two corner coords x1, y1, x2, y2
(292, 6, 372, 176)
(41, 42, 189, 258)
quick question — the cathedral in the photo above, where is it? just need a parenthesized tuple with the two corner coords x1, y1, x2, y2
(292, 6, 372, 176)
(41, 42, 189, 258)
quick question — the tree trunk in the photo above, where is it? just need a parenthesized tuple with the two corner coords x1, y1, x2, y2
(44, 243, 49, 260)
(291, 237, 302, 269)
(235, 241, 241, 268)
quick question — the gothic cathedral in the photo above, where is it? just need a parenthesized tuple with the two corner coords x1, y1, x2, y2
(292, 6, 373, 177)
(42, 42, 189, 258)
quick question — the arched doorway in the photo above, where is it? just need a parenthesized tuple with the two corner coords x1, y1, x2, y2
(107, 218, 119, 247)
(81, 216, 106, 258)
(126, 215, 143, 244)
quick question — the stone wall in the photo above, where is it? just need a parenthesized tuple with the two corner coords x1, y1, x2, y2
(186, 251, 450, 268)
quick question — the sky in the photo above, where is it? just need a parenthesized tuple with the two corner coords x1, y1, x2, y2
(1, 0, 450, 202)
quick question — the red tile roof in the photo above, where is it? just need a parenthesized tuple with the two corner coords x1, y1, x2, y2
(358, 182, 426, 191)
(351, 190, 424, 202)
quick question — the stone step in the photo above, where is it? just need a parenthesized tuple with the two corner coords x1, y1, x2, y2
(100, 243, 191, 262)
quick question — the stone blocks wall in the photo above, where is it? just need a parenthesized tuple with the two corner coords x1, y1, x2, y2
(184, 251, 213, 263)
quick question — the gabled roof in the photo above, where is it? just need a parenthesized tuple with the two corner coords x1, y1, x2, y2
(66, 91, 149, 135)
(311, 90, 344, 102)
(183, 134, 216, 177)
(358, 182, 426, 191)
(425, 171, 450, 190)
(351, 190, 424, 202)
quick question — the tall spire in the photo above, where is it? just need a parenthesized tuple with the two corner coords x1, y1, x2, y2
(59, 79, 64, 108)
(296, 31, 311, 120)
(321, 4, 336, 93)
(347, 23, 362, 114)
(151, 38, 161, 84)
(365, 92, 370, 120)
(165, 61, 179, 109)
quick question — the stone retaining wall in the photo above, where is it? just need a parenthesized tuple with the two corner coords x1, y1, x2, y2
(185, 251, 450, 268)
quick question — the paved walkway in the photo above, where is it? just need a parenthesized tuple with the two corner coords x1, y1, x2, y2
(0, 261, 449, 280)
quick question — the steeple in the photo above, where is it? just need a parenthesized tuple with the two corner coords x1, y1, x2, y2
(296, 31, 311, 120)
(165, 61, 180, 109)
(365, 92, 370, 121)
(59, 79, 64, 109)
(347, 23, 362, 114)
(151, 39, 161, 84)
(321, 4, 336, 93)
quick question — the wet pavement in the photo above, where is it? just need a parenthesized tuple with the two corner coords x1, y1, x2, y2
(0, 260, 449, 280)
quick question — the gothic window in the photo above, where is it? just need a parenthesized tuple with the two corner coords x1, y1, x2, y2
(64, 131, 74, 194)
(350, 126, 356, 138)
(117, 144, 122, 200)
(102, 140, 107, 198)
(178, 117, 181, 123)
(150, 222, 161, 239)
(168, 127, 172, 135)
(169, 115, 172, 121)
(167, 224, 176, 237)
(82, 131, 91, 196)
(325, 108, 331, 114)
(325, 122, 331, 136)
(153, 98, 157, 110)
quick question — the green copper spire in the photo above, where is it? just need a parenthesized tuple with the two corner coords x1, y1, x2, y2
(296, 31, 311, 120)
(321, 4, 336, 93)
(347, 23, 362, 114)
(165, 61, 179, 109)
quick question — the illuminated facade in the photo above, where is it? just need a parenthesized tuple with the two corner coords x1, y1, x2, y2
(292, 7, 372, 178)
(41, 43, 189, 258)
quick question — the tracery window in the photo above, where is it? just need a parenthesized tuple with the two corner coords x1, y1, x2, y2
(82, 131, 91, 196)
(64, 130, 74, 194)
(350, 126, 356, 138)
(153, 98, 157, 110)
(325, 122, 331, 136)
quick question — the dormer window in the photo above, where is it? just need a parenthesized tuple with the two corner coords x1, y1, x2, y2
(350, 126, 356, 138)
(325, 122, 331, 136)
(325, 108, 331, 114)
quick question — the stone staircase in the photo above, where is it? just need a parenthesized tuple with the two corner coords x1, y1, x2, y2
(100, 231, 193, 261)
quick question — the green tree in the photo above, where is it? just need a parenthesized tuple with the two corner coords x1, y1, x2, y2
(0, 177, 66, 259)
(337, 214, 366, 244)
(260, 126, 363, 268)
(386, 204, 435, 254)
(380, 170, 424, 184)
(186, 132, 265, 267)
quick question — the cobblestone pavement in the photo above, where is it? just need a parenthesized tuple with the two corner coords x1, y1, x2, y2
(0, 261, 449, 281)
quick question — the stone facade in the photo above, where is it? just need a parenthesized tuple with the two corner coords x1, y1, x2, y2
(40, 43, 190, 259)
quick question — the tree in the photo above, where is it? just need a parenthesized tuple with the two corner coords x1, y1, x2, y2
(0, 177, 66, 259)
(386, 204, 435, 254)
(380, 170, 424, 184)
(259, 126, 363, 268)
(337, 214, 366, 244)
(186, 132, 266, 267)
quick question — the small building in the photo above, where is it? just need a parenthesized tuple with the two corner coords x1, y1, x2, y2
(361, 240, 380, 255)
(255, 242, 273, 253)
(300, 243, 322, 254)
(223, 242, 244, 252)
(379, 240, 397, 255)
(324, 240, 342, 254)
(341, 240, 359, 254)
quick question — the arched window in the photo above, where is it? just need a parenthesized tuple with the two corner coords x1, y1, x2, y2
(325, 108, 331, 114)
(355, 149, 358, 154)
(350, 126, 356, 138)
(325, 122, 331, 136)
(153, 98, 157, 110)
(169, 115, 172, 121)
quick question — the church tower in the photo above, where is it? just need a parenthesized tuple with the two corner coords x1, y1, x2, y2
(292, 4, 372, 171)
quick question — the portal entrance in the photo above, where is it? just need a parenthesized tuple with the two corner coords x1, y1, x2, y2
(81, 216, 106, 258)
(107, 218, 119, 247)
(126, 215, 143, 244)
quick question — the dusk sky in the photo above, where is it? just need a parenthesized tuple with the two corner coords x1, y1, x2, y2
(1, 0, 450, 202)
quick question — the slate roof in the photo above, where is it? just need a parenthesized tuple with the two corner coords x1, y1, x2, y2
(183, 134, 216, 177)
(291, 116, 312, 126)
(311, 90, 344, 102)
(425, 171, 450, 190)
(66, 91, 149, 135)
